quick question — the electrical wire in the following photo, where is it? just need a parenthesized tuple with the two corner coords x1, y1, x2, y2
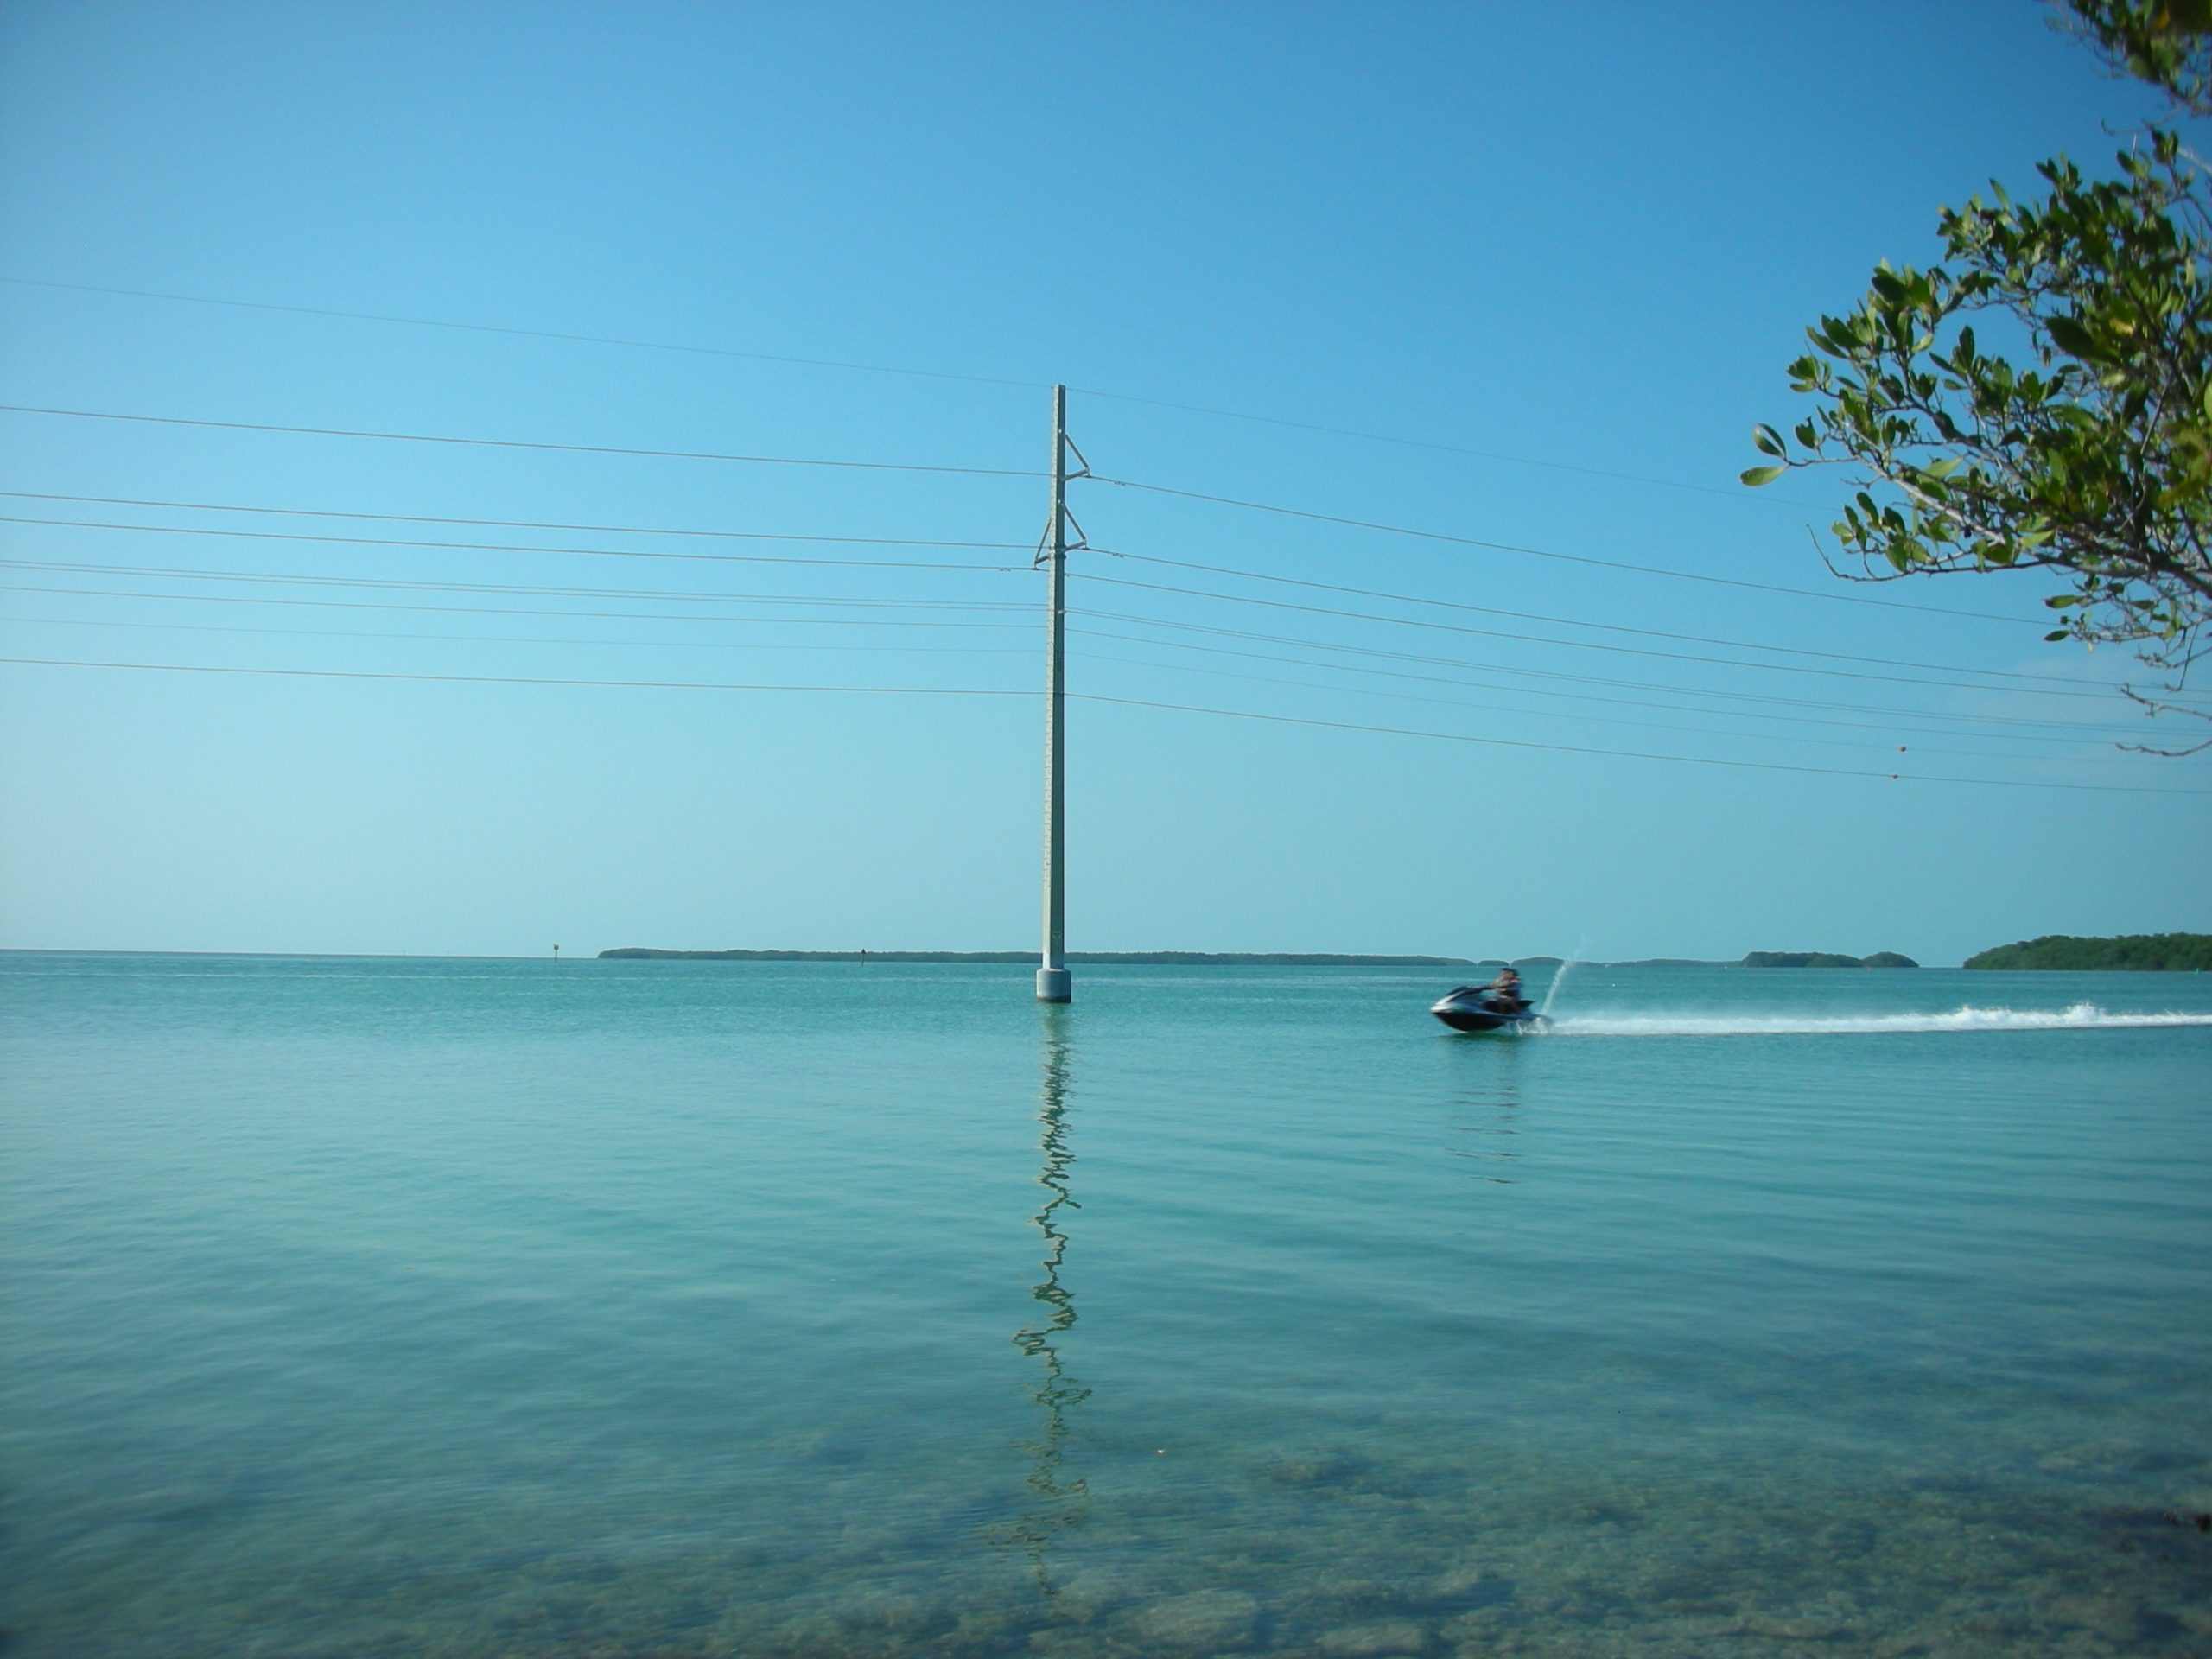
(0, 494, 2066, 686)
(0, 613, 1034, 656)
(1071, 692, 2212, 797)
(1069, 385, 1803, 505)
(5, 285, 2188, 787)
(5, 652, 2196, 795)
(1084, 545, 2096, 689)
(0, 408, 2052, 632)
(1071, 645, 2150, 763)
(0, 586, 2144, 747)
(0, 557, 1028, 609)
(1068, 568, 2113, 702)
(16, 599, 2102, 761)
(0, 276, 1798, 504)
(0, 504, 2106, 700)
(0, 490, 1032, 550)
(1, 514, 1032, 574)
(0, 276, 1048, 391)
(0, 593, 2132, 763)
(0, 559, 2141, 734)
(1065, 626, 2145, 749)
(1070, 607, 2154, 734)
(0, 656, 1034, 697)
(1089, 473, 2038, 625)
(0, 404, 1043, 478)
(0, 582, 1034, 630)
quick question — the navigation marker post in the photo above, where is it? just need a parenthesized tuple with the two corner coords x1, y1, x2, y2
(1037, 384, 1072, 1003)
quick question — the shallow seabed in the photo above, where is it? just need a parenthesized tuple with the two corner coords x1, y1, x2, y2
(3, 955, 2209, 1656)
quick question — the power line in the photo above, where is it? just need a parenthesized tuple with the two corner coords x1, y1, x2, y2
(1071, 607, 2153, 734)
(1, 514, 1033, 575)
(1071, 645, 2143, 763)
(0, 582, 1034, 630)
(0, 505, 2094, 697)
(0, 410, 2040, 626)
(1085, 545, 2090, 690)
(0, 656, 1034, 698)
(0, 404, 1042, 478)
(8, 286, 2187, 819)
(0, 486, 2088, 690)
(0, 274, 1794, 505)
(1065, 625, 2144, 749)
(0, 276, 1047, 392)
(1073, 693, 2212, 797)
(6, 655, 2199, 797)
(0, 490, 1031, 550)
(1, 613, 1034, 656)
(5, 598, 2095, 753)
(1089, 473, 2038, 625)
(0, 588, 2133, 747)
(0, 607, 2068, 753)
(1069, 567, 2113, 702)
(0, 557, 1028, 609)
(3, 508, 2090, 697)
(0, 554, 2135, 728)
(0, 601, 2132, 756)
(0, 601, 2132, 760)
(1069, 386, 1802, 505)
(8, 504, 2168, 710)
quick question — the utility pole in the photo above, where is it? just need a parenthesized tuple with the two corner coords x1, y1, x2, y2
(1036, 385, 1072, 1003)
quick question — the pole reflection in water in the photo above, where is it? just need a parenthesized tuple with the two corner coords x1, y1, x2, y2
(1446, 1046, 1522, 1184)
(1001, 1005, 1090, 1591)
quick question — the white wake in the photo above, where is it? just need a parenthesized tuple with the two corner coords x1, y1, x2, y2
(1544, 1003, 2212, 1038)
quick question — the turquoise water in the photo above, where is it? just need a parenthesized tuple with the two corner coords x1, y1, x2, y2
(3, 952, 2209, 1657)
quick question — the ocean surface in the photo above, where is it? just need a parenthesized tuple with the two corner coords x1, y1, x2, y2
(3, 952, 2209, 1658)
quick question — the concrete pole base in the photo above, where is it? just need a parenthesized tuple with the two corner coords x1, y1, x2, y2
(1035, 966, 1072, 1003)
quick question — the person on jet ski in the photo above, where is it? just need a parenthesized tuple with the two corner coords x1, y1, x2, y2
(1484, 966, 1529, 1013)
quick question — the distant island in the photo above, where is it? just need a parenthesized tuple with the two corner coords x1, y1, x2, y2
(1475, 953, 1918, 969)
(598, 948, 1476, 966)
(1964, 934, 2212, 971)
(1741, 951, 1919, 969)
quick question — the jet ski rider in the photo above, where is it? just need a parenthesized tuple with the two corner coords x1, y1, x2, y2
(1485, 966, 1529, 1013)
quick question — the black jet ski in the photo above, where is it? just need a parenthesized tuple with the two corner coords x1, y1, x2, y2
(1430, 986, 1548, 1033)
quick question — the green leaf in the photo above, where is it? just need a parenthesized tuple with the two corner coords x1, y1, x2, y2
(1739, 464, 1787, 487)
(1751, 423, 1786, 458)
(2044, 314, 2101, 359)
(2043, 628, 2069, 641)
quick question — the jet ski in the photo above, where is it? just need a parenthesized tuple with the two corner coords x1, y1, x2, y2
(1430, 986, 1548, 1033)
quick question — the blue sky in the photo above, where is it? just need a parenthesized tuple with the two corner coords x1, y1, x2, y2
(1, 0, 2205, 964)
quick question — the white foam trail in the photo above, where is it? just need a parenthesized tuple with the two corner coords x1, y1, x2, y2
(1545, 1003, 2212, 1038)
